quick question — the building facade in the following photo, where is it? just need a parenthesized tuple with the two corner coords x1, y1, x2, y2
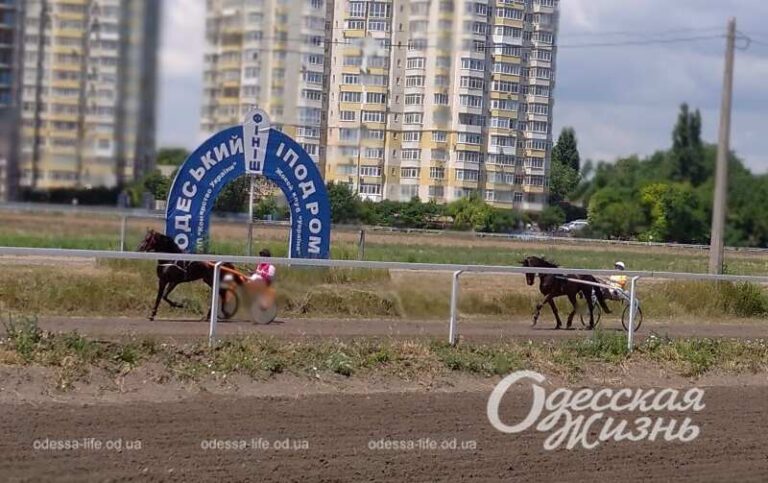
(15, 0, 159, 192)
(202, 0, 558, 212)
(202, 0, 331, 168)
(0, 0, 24, 201)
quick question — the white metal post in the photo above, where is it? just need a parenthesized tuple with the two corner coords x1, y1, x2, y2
(449, 270, 463, 345)
(209, 261, 224, 347)
(627, 276, 640, 351)
(247, 222, 253, 256)
(119, 215, 127, 251)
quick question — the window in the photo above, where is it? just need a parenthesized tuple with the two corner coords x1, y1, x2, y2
(365, 148, 384, 159)
(458, 113, 485, 126)
(456, 151, 483, 163)
(342, 73, 359, 84)
(458, 132, 482, 145)
(430, 167, 445, 179)
(434, 93, 449, 105)
(436, 56, 451, 68)
(455, 169, 480, 181)
(531, 67, 551, 80)
(340, 91, 362, 103)
(489, 117, 511, 129)
(401, 185, 420, 198)
(401, 149, 421, 160)
(525, 157, 545, 169)
(491, 135, 515, 146)
(526, 139, 550, 151)
(369, 2, 391, 18)
(529, 103, 549, 115)
(403, 113, 423, 124)
(533, 49, 552, 61)
(340, 110, 356, 121)
(369, 20, 389, 31)
(497, 7, 524, 20)
(297, 126, 320, 138)
(514, 192, 524, 203)
(459, 95, 483, 108)
(302, 89, 322, 101)
(525, 175, 545, 186)
(366, 129, 385, 139)
(432, 131, 448, 142)
(360, 166, 382, 177)
(459, 76, 485, 90)
(406, 57, 425, 69)
(344, 56, 362, 66)
(492, 80, 519, 93)
(360, 183, 382, 195)
(460, 58, 485, 71)
(405, 76, 425, 87)
(366, 92, 386, 104)
(490, 99, 518, 111)
(493, 62, 521, 75)
(401, 167, 420, 178)
(529, 121, 549, 133)
(435, 75, 449, 87)
(402, 131, 421, 142)
(303, 71, 323, 84)
(349, 1, 366, 17)
(410, 20, 428, 32)
(362, 111, 385, 123)
(487, 154, 516, 166)
(405, 94, 424, 105)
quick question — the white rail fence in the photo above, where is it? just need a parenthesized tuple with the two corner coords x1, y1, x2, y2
(2, 246, 768, 350)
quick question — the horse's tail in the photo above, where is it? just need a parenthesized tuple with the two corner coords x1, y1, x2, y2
(592, 282, 611, 314)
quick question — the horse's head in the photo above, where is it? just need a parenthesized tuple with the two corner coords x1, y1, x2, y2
(137, 229, 158, 252)
(520, 256, 559, 286)
(520, 257, 536, 286)
(137, 229, 181, 253)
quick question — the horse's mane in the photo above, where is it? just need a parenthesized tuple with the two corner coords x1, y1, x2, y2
(141, 229, 182, 253)
(523, 256, 559, 268)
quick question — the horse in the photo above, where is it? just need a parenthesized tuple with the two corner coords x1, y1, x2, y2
(137, 229, 233, 320)
(520, 256, 611, 329)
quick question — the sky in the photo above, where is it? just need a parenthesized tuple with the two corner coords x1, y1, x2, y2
(157, 0, 768, 172)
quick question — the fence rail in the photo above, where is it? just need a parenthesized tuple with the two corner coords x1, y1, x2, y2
(3, 246, 768, 350)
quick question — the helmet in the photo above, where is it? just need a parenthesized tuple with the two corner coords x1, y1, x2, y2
(615, 261, 626, 270)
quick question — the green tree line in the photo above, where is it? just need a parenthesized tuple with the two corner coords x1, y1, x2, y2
(555, 104, 768, 246)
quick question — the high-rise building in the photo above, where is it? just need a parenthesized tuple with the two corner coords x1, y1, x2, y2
(0, 0, 24, 201)
(202, 0, 559, 212)
(15, 0, 160, 192)
(202, 0, 331, 168)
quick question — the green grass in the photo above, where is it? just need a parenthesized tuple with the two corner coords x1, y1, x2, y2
(2, 319, 766, 389)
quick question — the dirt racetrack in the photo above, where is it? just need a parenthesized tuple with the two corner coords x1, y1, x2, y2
(1, 385, 766, 481)
(22, 316, 768, 342)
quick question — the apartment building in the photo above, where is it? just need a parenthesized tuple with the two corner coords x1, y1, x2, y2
(201, 0, 331, 167)
(203, 0, 559, 212)
(16, 0, 159, 192)
(0, 0, 24, 201)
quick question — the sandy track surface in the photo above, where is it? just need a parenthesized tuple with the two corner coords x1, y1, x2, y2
(16, 316, 768, 342)
(1, 386, 766, 481)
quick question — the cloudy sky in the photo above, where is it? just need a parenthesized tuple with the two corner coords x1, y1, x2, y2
(157, 0, 768, 171)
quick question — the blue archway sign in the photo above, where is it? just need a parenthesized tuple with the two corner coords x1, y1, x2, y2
(165, 109, 331, 259)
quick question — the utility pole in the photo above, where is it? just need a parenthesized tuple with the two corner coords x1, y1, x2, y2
(708, 17, 736, 274)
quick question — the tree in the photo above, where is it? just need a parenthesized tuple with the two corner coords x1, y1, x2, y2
(327, 181, 362, 223)
(548, 156, 580, 204)
(587, 187, 647, 239)
(156, 147, 189, 166)
(537, 205, 565, 232)
(552, 127, 580, 172)
(640, 182, 708, 243)
(214, 175, 249, 213)
(670, 103, 707, 186)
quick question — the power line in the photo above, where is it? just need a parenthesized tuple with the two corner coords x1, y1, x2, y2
(561, 26, 724, 38)
(558, 34, 725, 49)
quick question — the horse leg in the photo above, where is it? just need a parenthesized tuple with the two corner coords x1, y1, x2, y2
(585, 289, 596, 329)
(548, 298, 563, 329)
(532, 293, 553, 327)
(565, 292, 578, 329)
(163, 282, 184, 309)
(150, 279, 166, 321)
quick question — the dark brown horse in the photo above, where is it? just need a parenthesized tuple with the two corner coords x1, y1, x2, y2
(137, 229, 232, 320)
(521, 256, 611, 329)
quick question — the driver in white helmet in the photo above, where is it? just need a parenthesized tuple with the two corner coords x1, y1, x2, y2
(608, 261, 628, 298)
